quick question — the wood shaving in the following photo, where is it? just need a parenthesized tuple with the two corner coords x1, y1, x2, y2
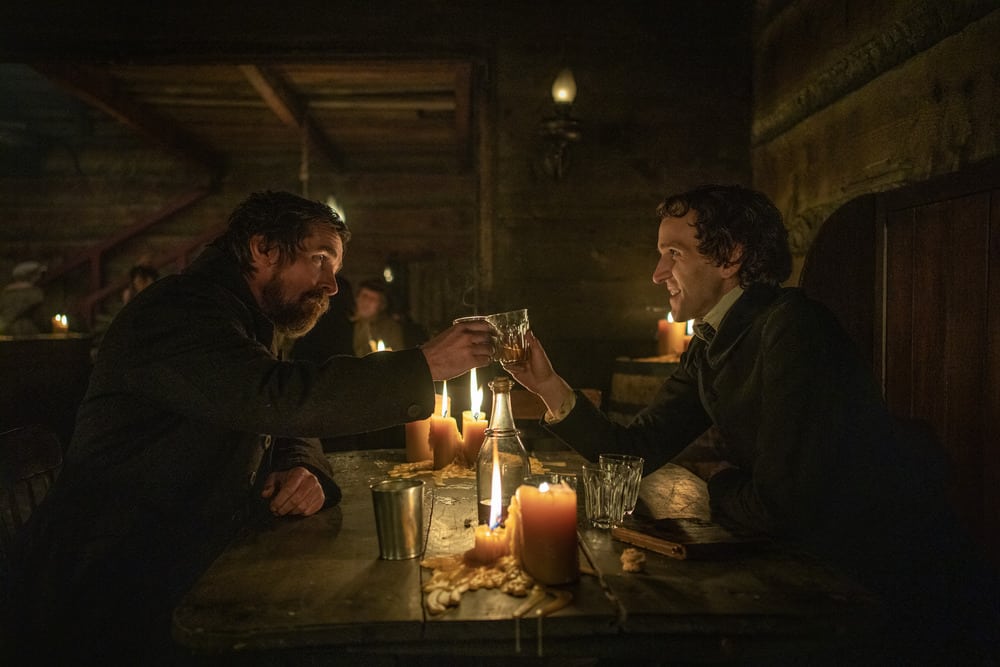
(620, 547, 646, 573)
(420, 553, 535, 615)
(389, 455, 549, 483)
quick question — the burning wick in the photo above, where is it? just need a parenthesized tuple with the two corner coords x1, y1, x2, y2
(468, 440, 510, 564)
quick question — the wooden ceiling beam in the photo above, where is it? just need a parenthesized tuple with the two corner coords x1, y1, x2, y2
(31, 63, 224, 179)
(239, 64, 345, 171)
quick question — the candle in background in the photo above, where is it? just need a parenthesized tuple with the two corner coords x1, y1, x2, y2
(460, 368, 488, 467)
(404, 391, 450, 462)
(517, 478, 579, 585)
(429, 381, 461, 469)
(656, 311, 687, 358)
(376, 339, 386, 351)
(51, 313, 69, 334)
(684, 319, 694, 352)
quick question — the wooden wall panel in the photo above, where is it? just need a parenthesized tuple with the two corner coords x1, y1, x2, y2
(987, 191, 1000, 562)
(812, 160, 999, 568)
(884, 209, 915, 415)
(881, 181, 998, 567)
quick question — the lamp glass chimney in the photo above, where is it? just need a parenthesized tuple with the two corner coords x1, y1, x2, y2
(551, 68, 577, 105)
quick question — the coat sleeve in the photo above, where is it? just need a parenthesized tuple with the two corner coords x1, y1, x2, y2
(545, 349, 712, 471)
(120, 286, 435, 439)
(271, 437, 342, 507)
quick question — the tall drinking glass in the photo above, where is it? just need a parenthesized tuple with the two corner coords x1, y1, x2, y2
(599, 453, 644, 518)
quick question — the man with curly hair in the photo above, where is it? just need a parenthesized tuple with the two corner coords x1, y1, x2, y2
(508, 184, 998, 661)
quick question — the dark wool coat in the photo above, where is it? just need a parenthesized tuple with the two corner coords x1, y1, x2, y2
(9, 245, 435, 662)
(549, 284, 998, 655)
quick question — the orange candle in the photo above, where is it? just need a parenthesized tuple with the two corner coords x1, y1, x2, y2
(461, 411, 488, 467)
(405, 392, 450, 462)
(429, 381, 460, 470)
(460, 368, 487, 466)
(51, 313, 69, 334)
(657, 312, 687, 357)
(516, 480, 579, 585)
(470, 524, 509, 564)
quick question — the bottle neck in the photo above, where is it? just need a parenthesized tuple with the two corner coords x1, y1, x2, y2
(486, 386, 517, 435)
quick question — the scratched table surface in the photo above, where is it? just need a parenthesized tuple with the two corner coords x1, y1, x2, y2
(172, 441, 884, 662)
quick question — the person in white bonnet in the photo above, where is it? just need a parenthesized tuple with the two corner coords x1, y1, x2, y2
(0, 260, 48, 335)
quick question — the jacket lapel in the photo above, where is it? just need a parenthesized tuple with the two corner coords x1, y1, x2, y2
(704, 284, 781, 368)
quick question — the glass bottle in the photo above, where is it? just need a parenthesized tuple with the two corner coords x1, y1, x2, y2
(476, 375, 530, 527)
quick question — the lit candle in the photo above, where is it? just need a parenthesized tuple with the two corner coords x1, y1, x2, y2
(51, 313, 69, 334)
(376, 339, 386, 351)
(429, 381, 461, 470)
(468, 443, 511, 564)
(470, 523, 509, 564)
(516, 480, 579, 585)
(404, 392, 450, 462)
(460, 368, 488, 467)
(656, 312, 687, 358)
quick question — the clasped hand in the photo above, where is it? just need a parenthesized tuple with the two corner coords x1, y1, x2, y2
(261, 466, 325, 516)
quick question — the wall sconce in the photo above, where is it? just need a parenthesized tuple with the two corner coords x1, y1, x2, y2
(539, 68, 582, 180)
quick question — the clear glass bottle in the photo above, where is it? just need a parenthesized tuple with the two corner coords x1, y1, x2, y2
(476, 375, 530, 527)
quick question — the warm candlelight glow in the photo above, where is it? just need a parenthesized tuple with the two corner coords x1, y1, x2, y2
(376, 339, 386, 351)
(441, 380, 449, 417)
(551, 68, 577, 105)
(51, 314, 69, 334)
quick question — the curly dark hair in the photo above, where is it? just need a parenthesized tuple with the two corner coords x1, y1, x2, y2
(656, 184, 791, 287)
(216, 191, 351, 277)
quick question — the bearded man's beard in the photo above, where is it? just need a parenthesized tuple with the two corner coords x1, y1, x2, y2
(261, 276, 329, 338)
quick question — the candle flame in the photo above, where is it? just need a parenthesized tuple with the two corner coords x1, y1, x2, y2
(376, 339, 385, 351)
(489, 440, 502, 529)
(538, 481, 550, 493)
(470, 368, 484, 420)
(440, 380, 449, 418)
(666, 311, 675, 323)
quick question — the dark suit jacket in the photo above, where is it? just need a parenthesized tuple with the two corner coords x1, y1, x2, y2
(9, 244, 435, 662)
(550, 285, 953, 578)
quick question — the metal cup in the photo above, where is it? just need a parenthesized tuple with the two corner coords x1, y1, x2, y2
(370, 478, 425, 559)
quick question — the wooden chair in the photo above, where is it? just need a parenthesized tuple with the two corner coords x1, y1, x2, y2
(0, 425, 62, 566)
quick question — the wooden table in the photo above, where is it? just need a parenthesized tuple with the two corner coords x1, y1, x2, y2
(172, 445, 884, 663)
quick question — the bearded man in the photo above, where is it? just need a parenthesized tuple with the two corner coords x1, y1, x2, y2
(7, 191, 493, 663)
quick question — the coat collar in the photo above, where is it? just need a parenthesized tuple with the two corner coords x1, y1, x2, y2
(703, 283, 782, 368)
(185, 243, 276, 350)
